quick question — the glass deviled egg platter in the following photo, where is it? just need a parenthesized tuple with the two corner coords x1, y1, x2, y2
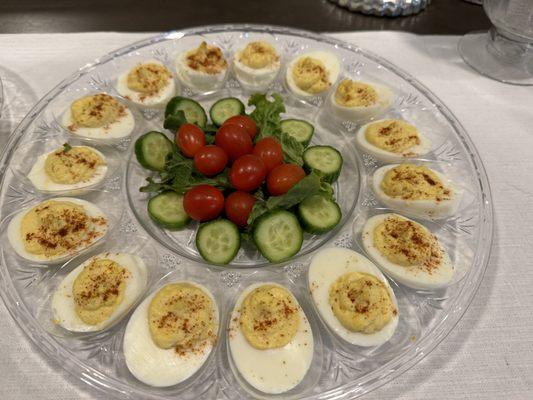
(0, 25, 492, 399)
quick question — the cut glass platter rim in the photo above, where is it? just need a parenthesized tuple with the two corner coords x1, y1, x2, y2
(0, 24, 493, 399)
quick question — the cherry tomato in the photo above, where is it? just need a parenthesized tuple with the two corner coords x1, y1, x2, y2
(215, 124, 253, 162)
(267, 163, 306, 196)
(175, 123, 205, 158)
(229, 154, 267, 192)
(253, 137, 284, 172)
(183, 185, 224, 221)
(225, 191, 255, 226)
(223, 115, 258, 140)
(194, 145, 228, 176)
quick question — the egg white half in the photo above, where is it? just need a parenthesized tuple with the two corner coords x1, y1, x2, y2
(233, 46, 280, 91)
(286, 51, 340, 98)
(228, 282, 314, 394)
(361, 213, 454, 290)
(175, 49, 227, 92)
(330, 82, 393, 122)
(372, 164, 462, 220)
(308, 247, 399, 347)
(116, 60, 176, 108)
(61, 101, 135, 140)
(356, 119, 432, 163)
(123, 281, 219, 387)
(27, 146, 108, 193)
(7, 197, 108, 264)
(51, 252, 147, 332)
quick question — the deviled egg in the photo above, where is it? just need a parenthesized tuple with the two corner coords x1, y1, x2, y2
(27, 144, 107, 192)
(233, 41, 281, 90)
(286, 51, 340, 97)
(356, 119, 431, 163)
(308, 247, 398, 347)
(116, 60, 176, 108)
(175, 41, 228, 92)
(7, 197, 108, 263)
(362, 213, 454, 290)
(52, 252, 147, 332)
(61, 93, 135, 139)
(372, 163, 462, 219)
(228, 283, 313, 394)
(330, 79, 392, 122)
(124, 282, 218, 387)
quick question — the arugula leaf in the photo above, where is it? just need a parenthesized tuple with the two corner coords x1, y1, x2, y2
(62, 143, 72, 152)
(246, 193, 268, 226)
(248, 93, 305, 165)
(204, 123, 218, 135)
(278, 132, 304, 165)
(140, 145, 230, 194)
(266, 171, 333, 209)
(202, 123, 218, 144)
(139, 177, 174, 193)
(163, 109, 187, 131)
(249, 93, 285, 140)
(247, 171, 333, 225)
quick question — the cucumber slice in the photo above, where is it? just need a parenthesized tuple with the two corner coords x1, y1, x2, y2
(280, 119, 315, 147)
(196, 219, 240, 265)
(209, 97, 245, 126)
(297, 195, 341, 234)
(135, 131, 174, 171)
(148, 191, 190, 230)
(303, 145, 343, 183)
(253, 210, 303, 263)
(165, 97, 207, 129)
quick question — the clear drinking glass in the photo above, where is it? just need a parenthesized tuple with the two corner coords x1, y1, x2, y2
(459, 0, 533, 85)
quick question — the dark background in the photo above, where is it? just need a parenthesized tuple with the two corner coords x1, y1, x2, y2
(0, 0, 489, 34)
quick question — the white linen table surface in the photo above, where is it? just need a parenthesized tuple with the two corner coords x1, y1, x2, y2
(0, 31, 532, 400)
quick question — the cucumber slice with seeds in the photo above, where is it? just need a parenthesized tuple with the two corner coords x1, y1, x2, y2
(148, 191, 190, 230)
(135, 131, 174, 171)
(280, 119, 315, 147)
(303, 145, 343, 183)
(297, 195, 341, 234)
(209, 97, 245, 126)
(196, 219, 240, 265)
(253, 209, 303, 263)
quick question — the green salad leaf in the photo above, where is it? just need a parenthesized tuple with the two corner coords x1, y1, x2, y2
(249, 93, 285, 140)
(248, 93, 305, 166)
(278, 131, 304, 165)
(163, 109, 187, 132)
(140, 145, 230, 194)
(247, 171, 333, 225)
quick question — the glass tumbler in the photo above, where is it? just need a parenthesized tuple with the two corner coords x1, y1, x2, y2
(459, 0, 533, 85)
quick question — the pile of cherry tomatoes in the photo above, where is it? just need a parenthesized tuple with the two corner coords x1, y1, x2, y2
(176, 115, 306, 227)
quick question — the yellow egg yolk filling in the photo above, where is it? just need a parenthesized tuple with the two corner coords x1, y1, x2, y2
(72, 258, 129, 325)
(373, 216, 443, 268)
(365, 119, 420, 153)
(44, 146, 105, 184)
(329, 272, 395, 334)
(239, 285, 300, 350)
(380, 164, 451, 201)
(292, 56, 330, 94)
(335, 79, 378, 107)
(186, 41, 227, 75)
(239, 41, 279, 69)
(127, 63, 172, 94)
(70, 94, 125, 129)
(148, 283, 216, 352)
(20, 200, 107, 258)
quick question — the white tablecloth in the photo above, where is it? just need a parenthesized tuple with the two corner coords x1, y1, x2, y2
(0, 31, 532, 400)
